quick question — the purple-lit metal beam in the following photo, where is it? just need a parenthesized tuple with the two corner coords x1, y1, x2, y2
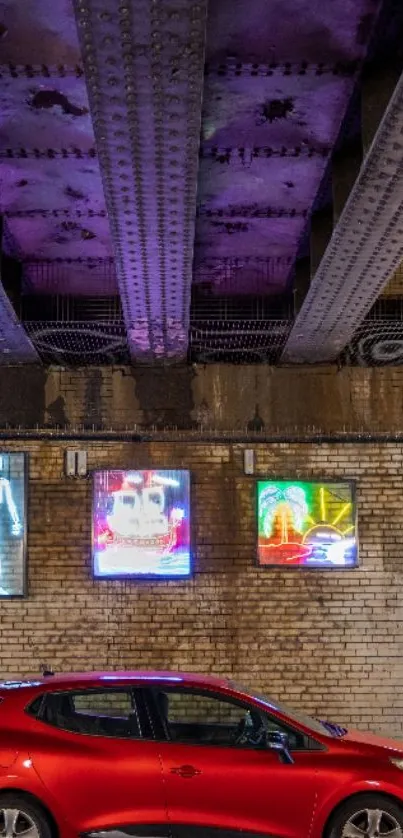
(282, 71, 403, 363)
(0, 283, 39, 364)
(73, 0, 207, 362)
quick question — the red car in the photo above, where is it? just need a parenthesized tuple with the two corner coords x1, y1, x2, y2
(0, 671, 402, 838)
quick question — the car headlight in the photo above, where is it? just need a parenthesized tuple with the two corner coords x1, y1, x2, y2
(390, 758, 403, 770)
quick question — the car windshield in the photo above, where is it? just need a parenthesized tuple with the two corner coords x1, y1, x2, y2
(230, 682, 339, 737)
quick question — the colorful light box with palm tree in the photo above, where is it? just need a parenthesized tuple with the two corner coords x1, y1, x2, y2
(257, 480, 357, 567)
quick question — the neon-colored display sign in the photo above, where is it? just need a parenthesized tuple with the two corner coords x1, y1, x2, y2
(257, 480, 357, 568)
(93, 469, 191, 578)
(0, 453, 27, 596)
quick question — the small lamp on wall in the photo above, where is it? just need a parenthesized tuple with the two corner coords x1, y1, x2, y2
(76, 450, 88, 478)
(64, 450, 88, 478)
(65, 450, 76, 478)
(243, 449, 255, 475)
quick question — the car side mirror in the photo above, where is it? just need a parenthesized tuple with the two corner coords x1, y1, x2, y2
(265, 730, 294, 764)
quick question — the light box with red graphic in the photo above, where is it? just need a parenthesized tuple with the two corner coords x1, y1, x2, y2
(93, 470, 191, 579)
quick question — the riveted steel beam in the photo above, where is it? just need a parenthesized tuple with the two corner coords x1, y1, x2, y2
(0, 219, 39, 364)
(0, 284, 39, 364)
(72, 0, 207, 363)
(282, 70, 403, 363)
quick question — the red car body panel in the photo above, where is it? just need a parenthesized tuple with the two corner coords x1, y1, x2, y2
(158, 741, 318, 838)
(30, 731, 167, 833)
(0, 672, 401, 838)
(343, 728, 403, 751)
(0, 753, 78, 838)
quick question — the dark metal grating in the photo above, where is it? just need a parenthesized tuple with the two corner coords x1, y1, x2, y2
(20, 294, 128, 365)
(190, 320, 293, 364)
(189, 292, 293, 363)
(18, 295, 403, 367)
(24, 321, 129, 366)
(342, 299, 403, 366)
(21, 260, 118, 297)
(21, 295, 124, 323)
(191, 292, 294, 321)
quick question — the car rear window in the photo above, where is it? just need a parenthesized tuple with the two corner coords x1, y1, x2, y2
(27, 689, 142, 739)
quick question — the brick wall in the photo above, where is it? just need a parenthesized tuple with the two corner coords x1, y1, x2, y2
(0, 436, 402, 737)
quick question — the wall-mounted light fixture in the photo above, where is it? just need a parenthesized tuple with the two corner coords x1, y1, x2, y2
(64, 450, 88, 478)
(243, 449, 255, 475)
(76, 450, 88, 478)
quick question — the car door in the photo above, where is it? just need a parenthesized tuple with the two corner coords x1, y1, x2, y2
(147, 687, 321, 838)
(27, 686, 169, 837)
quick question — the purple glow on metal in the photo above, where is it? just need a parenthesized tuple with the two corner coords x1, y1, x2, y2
(0, 0, 383, 362)
(0, 0, 115, 299)
(0, 285, 38, 363)
(195, 0, 380, 296)
(283, 69, 403, 362)
(22, 261, 117, 297)
(73, 0, 208, 362)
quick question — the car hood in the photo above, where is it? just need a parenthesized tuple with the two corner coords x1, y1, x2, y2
(342, 727, 403, 755)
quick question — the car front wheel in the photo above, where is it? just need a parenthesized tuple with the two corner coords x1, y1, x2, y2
(0, 795, 53, 838)
(328, 795, 403, 838)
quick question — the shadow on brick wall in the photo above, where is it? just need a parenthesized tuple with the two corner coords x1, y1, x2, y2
(0, 366, 46, 427)
(134, 366, 196, 429)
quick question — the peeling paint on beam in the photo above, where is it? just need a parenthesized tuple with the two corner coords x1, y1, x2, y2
(282, 70, 403, 363)
(73, 0, 208, 363)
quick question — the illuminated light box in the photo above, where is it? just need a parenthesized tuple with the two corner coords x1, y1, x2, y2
(0, 453, 27, 596)
(257, 480, 357, 568)
(92, 469, 191, 579)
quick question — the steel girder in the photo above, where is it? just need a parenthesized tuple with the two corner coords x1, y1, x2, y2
(0, 284, 39, 364)
(282, 70, 403, 364)
(73, 0, 208, 363)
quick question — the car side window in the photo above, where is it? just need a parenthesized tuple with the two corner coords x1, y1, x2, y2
(150, 689, 308, 750)
(73, 691, 132, 717)
(31, 689, 143, 739)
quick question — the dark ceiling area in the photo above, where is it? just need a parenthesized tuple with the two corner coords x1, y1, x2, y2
(0, 0, 403, 365)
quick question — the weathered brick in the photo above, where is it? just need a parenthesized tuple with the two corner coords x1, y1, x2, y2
(0, 374, 403, 736)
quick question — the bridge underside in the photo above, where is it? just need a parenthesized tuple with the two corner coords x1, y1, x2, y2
(0, 0, 403, 366)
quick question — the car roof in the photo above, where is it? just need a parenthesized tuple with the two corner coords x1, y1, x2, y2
(0, 671, 231, 694)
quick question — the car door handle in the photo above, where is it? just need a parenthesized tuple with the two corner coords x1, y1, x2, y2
(170, 764, 201, 779)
